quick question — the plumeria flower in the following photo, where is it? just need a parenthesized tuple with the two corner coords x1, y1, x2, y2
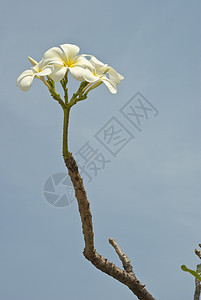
(42, 44, 96, 82)
(82, 55, 124, 94)
(16, 59, 54, 91)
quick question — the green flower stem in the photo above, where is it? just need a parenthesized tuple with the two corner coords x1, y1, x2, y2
(81, 82, 93, 93)
(69, 94, 87, 107)
(46, 76, 67, 110)
(62, 83, 90, 159)
(60, 71, 69, 104)
(48, 80, 92, 160)
(39, 77, 51, 90)
(84, 81, 103, 95)
(50, 89, 67, 110)
(69, 81, 88, 107)
(181, 265, 201, 281)
(63, 106, 71, 159)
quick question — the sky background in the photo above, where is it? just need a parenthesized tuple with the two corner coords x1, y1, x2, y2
(1, 0, 201, 299)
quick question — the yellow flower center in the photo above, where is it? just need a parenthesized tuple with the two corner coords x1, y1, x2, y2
(65, 58, 74, 68)
(93, 70, 98, 77)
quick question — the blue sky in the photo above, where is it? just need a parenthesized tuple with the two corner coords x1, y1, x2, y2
(1, 0, 201, 299)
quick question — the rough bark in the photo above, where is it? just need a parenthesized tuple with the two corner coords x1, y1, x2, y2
(194, 278, 201, 300)
(64, 153, 156, 300)
(194, 245, 201, 300)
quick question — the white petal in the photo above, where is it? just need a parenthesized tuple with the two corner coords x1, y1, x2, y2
(28, 56, 38, 66)
(32, 59, 48, 72)
(37, 65, 54, 77)
(102, 77, 117, 94)
(69, 66, 86, 81)
(46, 60, 64, 66)
(90, 56, 107, 68)
(82, 54, 107, 68)
(95, 68, 105, 76)
(60, 44, 80, 61)
(82, 69, 99, 82)
(19, 75, 34, 91)
(38, 59, 53, 70)
(49, 65, 67, 81)
(16, 69, 34, 86)
(70, 66, 96, 82)
(73, 56, 94, 69)
(43, 47, 66, 62)
(108, 67, 124, 84)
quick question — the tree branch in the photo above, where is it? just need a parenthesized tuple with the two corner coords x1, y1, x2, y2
(194, 278, 201, 300)
(64, 153, 156, 300)
(194, 244, 201, 300)
(109, 238, 134, 275)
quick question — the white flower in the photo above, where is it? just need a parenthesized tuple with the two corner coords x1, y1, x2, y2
(16, 59, 53, 91)
(83, 56, 124, 94)
(42, 44, 96, 82)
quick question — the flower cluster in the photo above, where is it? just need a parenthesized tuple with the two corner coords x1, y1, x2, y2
(16, 43, 124, 94)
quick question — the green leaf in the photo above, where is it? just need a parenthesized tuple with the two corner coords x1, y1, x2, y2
(181, 265, 201, 281)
